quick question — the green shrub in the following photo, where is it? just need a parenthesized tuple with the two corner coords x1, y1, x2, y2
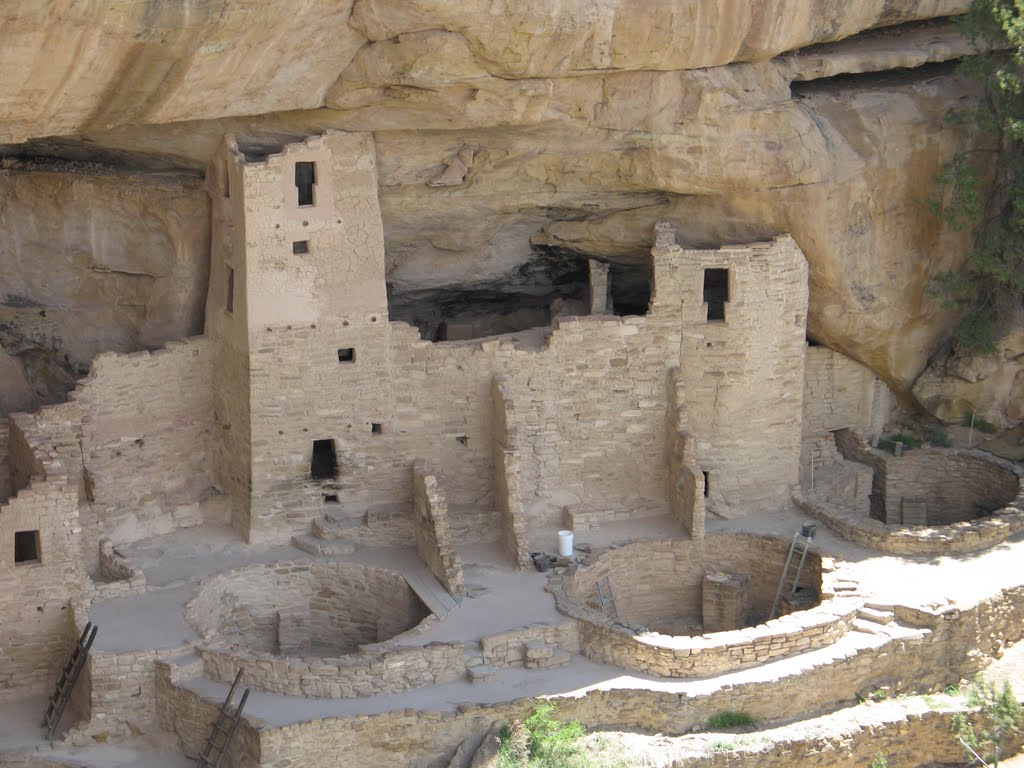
(706, 711, 755, 729)
(878, 432, 923, 454)
(953, 676, 1022, 767)
(871, 752, 889, 768)
(921, 424, 953, 447)
(962, 411, 999, 433)
(499, 703, 586, 767)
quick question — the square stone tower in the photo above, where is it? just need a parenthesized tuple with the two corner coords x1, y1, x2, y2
(205, 131, 390, 541)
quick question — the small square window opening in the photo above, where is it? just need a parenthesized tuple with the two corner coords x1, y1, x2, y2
(293, 240, 309, 255)
(338, 348, 355, 363)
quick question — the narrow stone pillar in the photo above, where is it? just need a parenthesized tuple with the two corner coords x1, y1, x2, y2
(702, 571, 748, 632)
(588, 259, 610, 314)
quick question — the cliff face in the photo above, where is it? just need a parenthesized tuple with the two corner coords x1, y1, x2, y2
(3, 0, 1017, 424)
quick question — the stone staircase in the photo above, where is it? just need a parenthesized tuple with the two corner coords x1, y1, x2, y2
(851, 603, 899, 637)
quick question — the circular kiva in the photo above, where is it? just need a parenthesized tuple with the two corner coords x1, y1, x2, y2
(186, 561, 430, 657)
(548, 534, 861, 678)
(801, 440, 1024, 556)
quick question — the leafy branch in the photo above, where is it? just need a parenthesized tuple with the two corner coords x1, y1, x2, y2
(928, 0, 1024, 352)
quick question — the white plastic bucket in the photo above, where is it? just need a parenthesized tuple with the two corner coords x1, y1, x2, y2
(557, 530, 574, 557)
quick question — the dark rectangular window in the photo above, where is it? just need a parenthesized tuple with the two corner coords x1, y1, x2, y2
(702, 471, 710, 498)
(703, 268, 728, 321)
(311, 439, 338, 480)
(293, 240, 309, 255)
(226, 266, 235, 313)
(295, 161, 316, 206)
(371, 423, 382, 435)
(338, 348, 355, 363)
(323, 493, 339, 503)
(15, 530, 40, 564)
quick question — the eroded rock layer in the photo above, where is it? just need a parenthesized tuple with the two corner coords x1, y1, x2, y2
(2, 0, 1019, 422)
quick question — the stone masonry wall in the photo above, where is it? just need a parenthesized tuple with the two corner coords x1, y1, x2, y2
(833, 428, 888, 521)
(565, 536, 823, 629)
(11, 339, 215, 571)
(834, 429, 1022, 527)
(71, 340, 215, 555)
(155, 659, 260, 768)
(0, 421, 11, 500)
(801, 346, 893, 491)
(412, 462, 465, 596)
(667, 229, 808, 518)
(154, 583, 1024, 768)
(205, 137, 252, 538)
(186, 561, 429, 657)
(883, 448, 1020, 525)
(221, 137, 810, 544)
(491, 376, 530, 568)
(0, 429, 84, 695)
(667, 370, 705, 538)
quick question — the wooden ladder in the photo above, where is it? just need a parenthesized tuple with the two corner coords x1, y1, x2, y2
(196, 669, 250, 768)
(769, 527, 815, 620)
(596, 576, 618, 618)
(42, 621, 97, 740)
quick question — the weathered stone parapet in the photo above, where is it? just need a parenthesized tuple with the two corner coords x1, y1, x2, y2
(88, 538, 146, 599)
(412, 460, 465, 596)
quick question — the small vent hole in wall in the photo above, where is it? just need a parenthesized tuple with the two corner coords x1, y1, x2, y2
(703, 268, 728, 321)
(293, 241, 309, 255)
(702, 471, 710, 498)
(323, 493, 339, 504)
(338, 348, 355, 363)
(456, 435, 468, 446)
(311, 439, 338, 480)
(14, 530, 40, 564)
(371, 423, 382, 435)
(295, 161, 316, 206)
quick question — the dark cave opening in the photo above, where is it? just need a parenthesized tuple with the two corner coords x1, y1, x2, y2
(387, 248, 652, 342)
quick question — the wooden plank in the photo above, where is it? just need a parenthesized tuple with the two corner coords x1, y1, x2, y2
(404, 571, 458, 617)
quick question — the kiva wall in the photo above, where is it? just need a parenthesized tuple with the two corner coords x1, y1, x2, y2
(801, 346, 893, 490)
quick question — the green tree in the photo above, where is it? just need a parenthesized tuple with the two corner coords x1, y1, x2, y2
(929, 0, 1024, 352)
(952, 677, 1022, 766)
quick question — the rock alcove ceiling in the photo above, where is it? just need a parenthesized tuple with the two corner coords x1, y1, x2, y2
(1, 1, 1019, 426)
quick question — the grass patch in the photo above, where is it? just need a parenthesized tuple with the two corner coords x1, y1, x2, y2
(711, 740, 735, 752)
(962, 411, 999, 433)
(706, 711, 755, 729)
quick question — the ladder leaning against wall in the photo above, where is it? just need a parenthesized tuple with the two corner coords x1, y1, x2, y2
(769, 524, 816, 621)
(42, 621, 98, 740)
